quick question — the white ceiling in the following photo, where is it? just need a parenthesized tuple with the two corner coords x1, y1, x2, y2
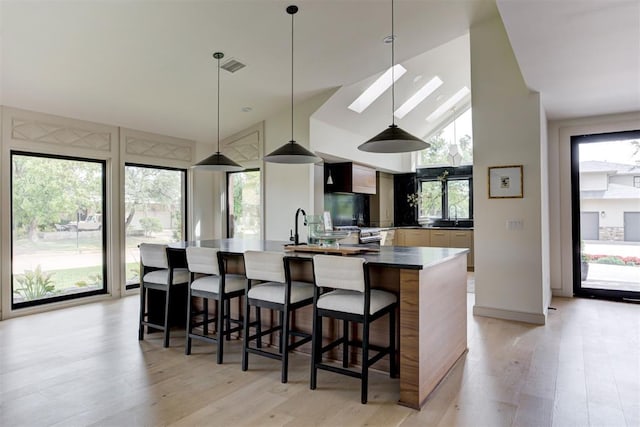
(497, 0, 640, 120)
(1, 1, 638, 147)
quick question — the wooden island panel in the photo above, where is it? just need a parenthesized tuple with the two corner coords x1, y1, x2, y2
(399, 254, 467, 409)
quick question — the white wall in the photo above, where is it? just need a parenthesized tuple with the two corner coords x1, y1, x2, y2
(470, 14, 547, 324)
(581, 199, 638, 228)
(263, 91, 335, 242)
(190, 142, 222, 241)
(580, 172, 608, 191)
(540, 102, 552, 316)
(548, 111, 640, 297)
(610, 175, 637, 187)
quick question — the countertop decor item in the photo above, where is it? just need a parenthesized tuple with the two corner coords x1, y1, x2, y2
(264, 5, 320, 164)
(357, 0, 429, 154)
(192, 52, 244, 171)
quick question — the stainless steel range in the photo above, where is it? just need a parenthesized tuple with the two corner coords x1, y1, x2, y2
(334, 226, 382, 245)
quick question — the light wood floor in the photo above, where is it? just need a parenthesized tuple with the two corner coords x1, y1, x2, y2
(1, 294, 638, 427)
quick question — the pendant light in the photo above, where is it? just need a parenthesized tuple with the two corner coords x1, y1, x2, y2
(193, 52, 244, 171)
(448, 108, 462, 166)
(358, 0, 430, 153)
(264, 5, 320, 164)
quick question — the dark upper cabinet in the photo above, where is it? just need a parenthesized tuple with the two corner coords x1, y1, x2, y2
(325, 162, 376, 194)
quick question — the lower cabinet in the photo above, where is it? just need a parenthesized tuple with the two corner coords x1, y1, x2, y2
(395, 228, 474, 269)
(429, 229, 450, 247)
(394, 228, 430, 247)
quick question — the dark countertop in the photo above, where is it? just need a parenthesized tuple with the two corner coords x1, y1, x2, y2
(390, 226, 474, 230)
(170, 239, 468, 270)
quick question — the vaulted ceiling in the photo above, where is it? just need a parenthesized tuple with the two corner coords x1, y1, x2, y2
(1, 1, 638, 146)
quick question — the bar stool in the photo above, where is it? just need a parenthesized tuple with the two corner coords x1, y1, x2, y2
(138, 243, 189, 347)
(185, 247, 246, 363)
(310, 254, 397, 404)
(242, 250, 314, 383)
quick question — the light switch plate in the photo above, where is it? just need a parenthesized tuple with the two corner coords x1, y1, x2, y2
(506, 220, 524, 230)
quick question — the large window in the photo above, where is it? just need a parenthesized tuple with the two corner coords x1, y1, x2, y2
(417, 108, 473, 167)
(227, 169, 261, 239)
(124, 164, 186, 288)
(416, 166, 473, 223)
(11, 152, 107, 308)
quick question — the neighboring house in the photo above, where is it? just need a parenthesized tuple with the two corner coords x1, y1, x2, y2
(580, 161, 640, 241)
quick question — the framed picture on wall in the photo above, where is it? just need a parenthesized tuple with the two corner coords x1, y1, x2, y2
(488, 165, 523, 198)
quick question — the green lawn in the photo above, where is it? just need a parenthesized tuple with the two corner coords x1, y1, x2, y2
(15, 262, 140, 292)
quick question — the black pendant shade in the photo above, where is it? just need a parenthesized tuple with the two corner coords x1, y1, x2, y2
(358, 0, 429, 154)
(263, 140, 320, 164)
(192, 52, 244, 172)
(194, 152, 244, 171)
(358, 125, 430, 153)
(264, 5, 320, 165)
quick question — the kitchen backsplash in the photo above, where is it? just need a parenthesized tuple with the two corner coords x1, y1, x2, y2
(324, 193, 370, 227)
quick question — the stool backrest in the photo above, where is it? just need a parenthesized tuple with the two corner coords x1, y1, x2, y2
(313, 255, 366, 292)
(139, 243, 169, 269)
(186, 247, 220, 276)
(244, 251, 286, 283)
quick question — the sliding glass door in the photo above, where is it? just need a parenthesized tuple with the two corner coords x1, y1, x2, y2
(11, 152, 107, 308)
(572, 131, 640, 301)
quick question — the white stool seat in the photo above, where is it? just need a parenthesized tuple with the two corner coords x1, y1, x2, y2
(143, 268, 189, 285)
(191, 273, 245, 294)
(317, 289, 397, 315)
(242, 250, 314, 383)
(185, 246, 246, 364)
(310, 254, 397, 404)
(248, 280, 314, 304)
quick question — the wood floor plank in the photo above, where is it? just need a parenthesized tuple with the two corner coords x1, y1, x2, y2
(1, 290, 639, 426)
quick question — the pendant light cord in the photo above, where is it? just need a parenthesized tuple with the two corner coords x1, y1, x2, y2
(290, 9, 295, 143)
(391, 0, 395, 127)
(453, 108, 457, 145)
(217, 54, 221, 154)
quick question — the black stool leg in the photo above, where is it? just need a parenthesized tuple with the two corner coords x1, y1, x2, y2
(163, 285, 171, 348)
(185, 287, 193, 355)
(138, 284, 146, 340)
(225, 299, 231, 341)
(389, 307, 397, 377)
(203, 298, 209, 336)
(343, 319, 349, 368)
(242, 300, 251, 371)
(361, 319, 370, 404)
(310, 309, 321, 390)
(216, 295, 225, 364)
(281, 308, 290, 383)
(256, 307, 262, 349)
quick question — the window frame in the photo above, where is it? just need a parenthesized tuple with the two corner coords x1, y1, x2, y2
(123, 163, 188, 290)
(10, 151, 108, 309)
(226, 168, 261, 239)
(416, 165, 473, 223)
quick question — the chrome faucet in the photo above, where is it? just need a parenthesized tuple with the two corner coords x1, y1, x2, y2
(292, 208, 307, 245)
(451, 205, 458, 225)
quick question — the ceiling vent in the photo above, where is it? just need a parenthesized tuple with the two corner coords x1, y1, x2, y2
(221, 58, 246, 73)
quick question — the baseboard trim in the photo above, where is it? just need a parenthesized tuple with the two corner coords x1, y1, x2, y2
(473, 305, 546, 325)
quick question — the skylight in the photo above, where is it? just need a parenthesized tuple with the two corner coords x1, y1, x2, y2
(348, 64, 407, 114)
(426, 86, 471, 122)
(394, 76, 443, 119)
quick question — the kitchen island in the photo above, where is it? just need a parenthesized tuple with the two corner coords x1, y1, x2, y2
(170, 239, 468, 409)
